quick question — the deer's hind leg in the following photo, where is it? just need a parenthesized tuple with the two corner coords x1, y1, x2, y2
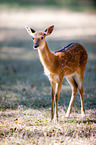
(65, 75, 78, 118)
(76, 66, 86, 118)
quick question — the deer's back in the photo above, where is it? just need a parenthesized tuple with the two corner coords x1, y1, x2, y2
(53, 43, 88, 76)
(54, 43, 87, 64)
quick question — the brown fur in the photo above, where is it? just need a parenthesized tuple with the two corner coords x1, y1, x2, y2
(25, 25, 88, 121)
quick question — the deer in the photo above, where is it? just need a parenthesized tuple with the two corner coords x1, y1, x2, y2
(25, 25, 88, 121)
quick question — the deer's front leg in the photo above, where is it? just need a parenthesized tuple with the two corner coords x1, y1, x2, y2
(54, 80, 63, 121)
(50, 81, 56, 120)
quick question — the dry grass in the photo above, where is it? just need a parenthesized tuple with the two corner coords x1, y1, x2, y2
(0, 7, 96, 145)
(0, 108, 96, 144)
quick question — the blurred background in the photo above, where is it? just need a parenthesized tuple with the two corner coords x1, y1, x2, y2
(0, 0, 96, 10)
(0, 0, 96, 109)
(0, 0, 96, 42)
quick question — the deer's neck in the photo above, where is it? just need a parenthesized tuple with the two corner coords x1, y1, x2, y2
(38, 42, 55, 73)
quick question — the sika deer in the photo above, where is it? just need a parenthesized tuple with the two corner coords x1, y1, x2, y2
(25, 25, 88, 121)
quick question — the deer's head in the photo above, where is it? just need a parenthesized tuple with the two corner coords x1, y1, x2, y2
(25, 25, 54, 50)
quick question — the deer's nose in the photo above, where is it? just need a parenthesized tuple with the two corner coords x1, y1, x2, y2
(34, 43, 39, 49)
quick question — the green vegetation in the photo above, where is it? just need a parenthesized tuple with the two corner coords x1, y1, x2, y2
(0, 0, 95, 11)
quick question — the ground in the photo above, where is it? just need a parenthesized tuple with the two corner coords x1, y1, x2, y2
(0, 7, 96, 145)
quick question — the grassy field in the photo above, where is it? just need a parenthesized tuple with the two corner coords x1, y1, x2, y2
(0, 8, 96, 145)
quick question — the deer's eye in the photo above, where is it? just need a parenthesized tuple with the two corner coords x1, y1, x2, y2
(32, 37, 34, 40)
(41, 37, 44, 40)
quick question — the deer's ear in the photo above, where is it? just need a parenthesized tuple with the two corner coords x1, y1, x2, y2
(44, 25, 54, 36)
(25, 26, 35, 36)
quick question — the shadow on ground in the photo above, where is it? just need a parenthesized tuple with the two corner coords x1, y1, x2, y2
(0, 28, 96, 111)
